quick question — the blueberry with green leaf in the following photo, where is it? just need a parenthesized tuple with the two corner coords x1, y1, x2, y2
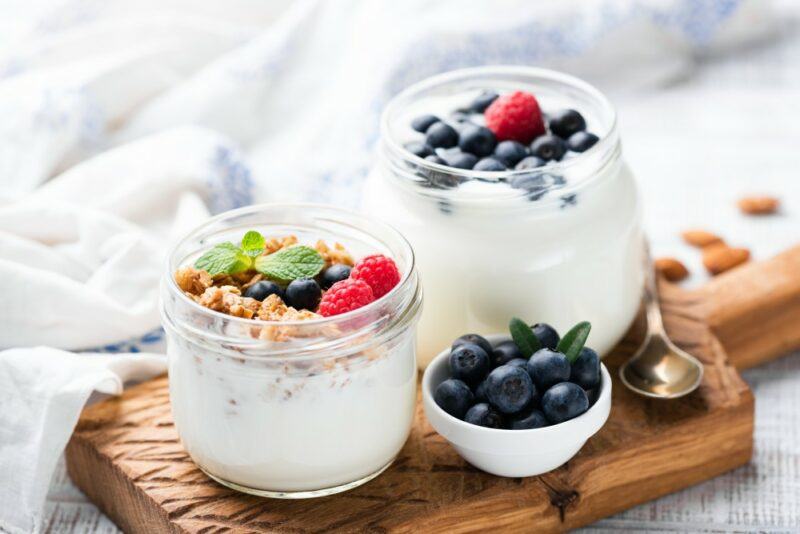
(531, 323, 560, 351)
(508, 317, 541, 358)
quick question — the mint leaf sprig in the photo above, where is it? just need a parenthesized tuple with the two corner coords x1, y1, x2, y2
(254, 245, 325, 283)
(193, 230, 325, 282)
(557, 321, 592, 363)
(509, 317, 542, 358)
(195, 242, 252, 276)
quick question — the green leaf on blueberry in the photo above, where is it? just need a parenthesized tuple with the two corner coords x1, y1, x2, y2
(508, 317, 542, 358)
(194, 242, 252, 276)
(254, 245, 325, 283)
(240, 230, 266, 258)
(557, 321, 592, 363)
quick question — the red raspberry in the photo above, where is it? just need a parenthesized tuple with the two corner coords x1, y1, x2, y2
(351, 254, 401, 299)
(318, 279, 375, 317)
(484, 91, 545, 144)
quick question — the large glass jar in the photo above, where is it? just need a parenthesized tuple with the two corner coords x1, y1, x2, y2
(160, 204, 422, 498)
(363, 66, 644, 368)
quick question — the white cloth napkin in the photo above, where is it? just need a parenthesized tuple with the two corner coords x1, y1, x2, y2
(0, 0, 778, 532)
(0, 348, 166, 534)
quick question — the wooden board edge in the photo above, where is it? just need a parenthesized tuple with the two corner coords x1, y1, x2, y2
(65, 434, 182, 534)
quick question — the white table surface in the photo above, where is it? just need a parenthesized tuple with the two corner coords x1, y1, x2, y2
(39, 6, 800, 534)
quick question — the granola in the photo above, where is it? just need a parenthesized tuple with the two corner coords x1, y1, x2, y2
(258, 294, 321, 322)
(198, 285, 261, 319)
(315, 240, 354, 267)
(175, 266, 213, 296)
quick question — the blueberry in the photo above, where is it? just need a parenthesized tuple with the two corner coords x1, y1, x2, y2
(510, 173, 547, 190)
(509, 173, 549, 201)
(494, 141, 529, 167)
(541, 382, 589, 424)
(243, 280, 284, 302)
(425, 122, 459, 149)
(492, 340, 523, 367)
(452, 334, 493, 356)
(485, 365, 536, 414)
(506, 358, 528, 369)
(450, 109, 474, 124)
(548, 109, 586, 139)
(509, 408, 549, 430)
(442, 151, 477, 170)
(424, 154, 447, 165)
(284, 278, 322, 311)
(570, 347, 600, 390)
(469, 90, 499, 112)
(526, 348, 570, 391)
(411, 114, 440, 133)
(465, 402, 505, 428)
(405, 141, 434, 158)
(473, 158, 506, 172)
(434, 378, 474, 419)
(449, 343, 491, 385)
(531, 323, 560, 350)
(530, 134, 567, 161)
(458, 125, 497, 158)
(320, 264, 351, 289)
(567, 131, 599, 152)
(514, 156, 546, 170)
(474, 378, 489, 402)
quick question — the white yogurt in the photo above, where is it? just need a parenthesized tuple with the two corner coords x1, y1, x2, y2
(167, 332, 417, 493)
(363, 67, 645, 367)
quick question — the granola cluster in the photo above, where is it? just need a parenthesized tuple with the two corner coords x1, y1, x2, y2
(175, 235, 355, 322)
(314, 240, 354, 268)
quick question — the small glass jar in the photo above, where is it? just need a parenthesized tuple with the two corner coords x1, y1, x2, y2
(363, 66, 644, 367)
(160, 204, 422, 498)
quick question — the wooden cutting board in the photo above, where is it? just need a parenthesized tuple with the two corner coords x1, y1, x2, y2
(65, 246, 800, 533)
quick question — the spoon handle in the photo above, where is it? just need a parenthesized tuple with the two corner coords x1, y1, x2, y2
(643, 246, 665, 335)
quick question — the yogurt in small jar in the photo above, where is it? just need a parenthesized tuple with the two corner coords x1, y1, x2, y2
(160, 204, 422, 497)
(363, 67, 644, 367)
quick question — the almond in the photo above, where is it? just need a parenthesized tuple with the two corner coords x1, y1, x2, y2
(681, 229, 724, 248)
(738, 195, 779, 215)
(655, 257, 689, 282)
(702, 245, 750, 275)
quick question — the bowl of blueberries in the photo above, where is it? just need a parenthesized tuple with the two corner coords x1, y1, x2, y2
(422, 318, 611, 477)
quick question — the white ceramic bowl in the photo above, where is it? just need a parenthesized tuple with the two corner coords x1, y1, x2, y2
(422, 335, 612, 477)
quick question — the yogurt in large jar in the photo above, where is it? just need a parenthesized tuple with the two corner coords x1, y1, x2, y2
(160, 204, 422, 497)
(363, 67, 644, 367)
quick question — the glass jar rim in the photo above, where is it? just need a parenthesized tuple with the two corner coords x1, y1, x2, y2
(380, 65, 621, 205)
(162, 203, 420, 337)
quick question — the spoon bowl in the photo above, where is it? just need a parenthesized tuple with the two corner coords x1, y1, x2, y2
(620, 333, 703, 399)
(619, 260, 704, 399)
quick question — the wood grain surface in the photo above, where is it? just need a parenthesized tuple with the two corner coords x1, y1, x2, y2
(65, 247, 800, 533)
